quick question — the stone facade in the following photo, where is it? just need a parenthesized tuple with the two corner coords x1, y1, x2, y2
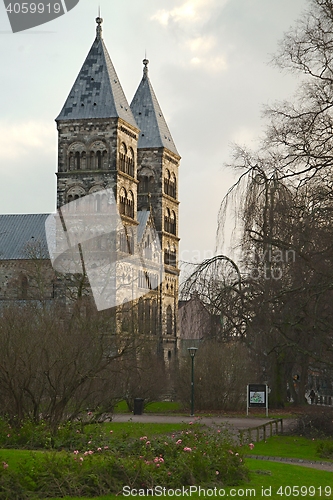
(0, 18, 180, 362)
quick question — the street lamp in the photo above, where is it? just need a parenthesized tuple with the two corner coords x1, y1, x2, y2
(187, 347, 198, 417)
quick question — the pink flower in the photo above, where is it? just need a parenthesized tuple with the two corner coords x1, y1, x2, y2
(140, 436, 148, 441)
(79, 457, 84, 462)
(84, 451, 89, 456)
(189, 421, 193, 425)
(87, 411, 92, 416)
(2, 462, 8, 469)
(217, 430, 221, 433)
(88, 450, 93, 455)
(97, 447, 102, 452)
(156, 463, 160, 467)
(159, 457, 164, 463)
(73, 450, 79, 455)
(176, 439, 182, 445)
(7, 434, 10, 438)
(216, 471, 219, 475)
(104, 446, 109, 450)
(183, 447, 192, 452)
(110, 430, 113, 434)
(168, 472, 171, 476)
(146, 441, 151, 445)
(248, 443, 255, 450)
(154, 457, 159, 463)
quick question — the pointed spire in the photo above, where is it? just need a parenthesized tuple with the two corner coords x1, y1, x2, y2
(131, 59, 179, 156)
(96, 16, 103, 39)
(56, 18, 138, 128)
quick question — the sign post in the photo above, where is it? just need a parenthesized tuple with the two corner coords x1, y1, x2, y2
(247, 384, 268, 417)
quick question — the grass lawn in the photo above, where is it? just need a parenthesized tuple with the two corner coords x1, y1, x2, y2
(51, 462, 333, 499)
(247, 435, 333, 462)
(85, 421, 189, 439)
(113, 400, 182, 414)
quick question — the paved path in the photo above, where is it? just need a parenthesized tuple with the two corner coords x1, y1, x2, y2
(247, 455, 333, 472)
(111, 413, 276, 430)
(112, 413, 295, 442)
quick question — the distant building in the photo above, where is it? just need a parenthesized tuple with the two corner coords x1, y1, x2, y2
(178, 293, 221, 355)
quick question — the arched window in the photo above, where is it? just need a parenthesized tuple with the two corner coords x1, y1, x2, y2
(164, 242, 171, 265)
(69, 152, 74, 171)
(170, 211, 176, 235)
(96, 150, 102, 169)
(89, 141, 108, 170)
(103, 150, 108, 169)
(126, 191, 134, 218)
(170, 245, 177, 267)
(90, 151, 95, 169)
(164, 208, 176, 234)
(170, 173, 177, 198)
(119, 143, 135, 177)
(66, 186, 86, 206)
(164, 243, 177, 267)
(119, 187, 127, 215)
(67, 142, 86, 171)
(75, 151, 81, 170)
(166, 305, 173, 335)
(164, 170, 177, 198)
(127, 148, 135, 177)
(164, 208, 171, 233)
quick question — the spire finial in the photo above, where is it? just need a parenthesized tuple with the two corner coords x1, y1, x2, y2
(143, 58, 149, 78)
(96, 15, 103, 39)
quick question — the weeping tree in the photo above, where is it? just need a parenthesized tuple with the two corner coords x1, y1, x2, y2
(182, 0, 333, 407)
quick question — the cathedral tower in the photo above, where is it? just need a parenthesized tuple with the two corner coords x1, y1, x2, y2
(131, 60, 180, 360)
(56, 18, 139, 243)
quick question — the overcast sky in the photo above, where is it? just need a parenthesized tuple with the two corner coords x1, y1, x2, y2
(0, 0, 306, 264)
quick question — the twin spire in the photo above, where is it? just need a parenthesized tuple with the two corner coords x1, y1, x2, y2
(56, 18, 178, 156)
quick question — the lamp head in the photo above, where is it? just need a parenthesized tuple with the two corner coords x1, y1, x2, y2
(188, 347, 198, 358)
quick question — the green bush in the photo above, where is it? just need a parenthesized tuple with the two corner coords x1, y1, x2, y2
(0, 419, 109, 451)
(0, 426, 249, 497)
(316, 440, 333, 459)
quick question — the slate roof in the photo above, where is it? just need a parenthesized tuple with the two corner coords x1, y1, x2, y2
(0, 214, 50, 260)
(130, 60, 179, 156)
(56, 19, 138, 128)
(137, 210, 151, 243)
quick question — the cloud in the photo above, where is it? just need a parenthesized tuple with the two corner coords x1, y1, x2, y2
(0, 120, 55, 162)
(187, 36, 228, 71)
(151, 0, 225, 26)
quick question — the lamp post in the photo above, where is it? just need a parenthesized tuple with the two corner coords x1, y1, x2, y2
(187, 347, 198, 417)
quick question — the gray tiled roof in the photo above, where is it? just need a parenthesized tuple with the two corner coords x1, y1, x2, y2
(131, 62, 179, 156)
(137, 210, 150, 243)
(0, 214, 50, 260)
(56, 22, 138, 128)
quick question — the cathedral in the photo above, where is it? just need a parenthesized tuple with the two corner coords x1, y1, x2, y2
(0, 18, 180, 359)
